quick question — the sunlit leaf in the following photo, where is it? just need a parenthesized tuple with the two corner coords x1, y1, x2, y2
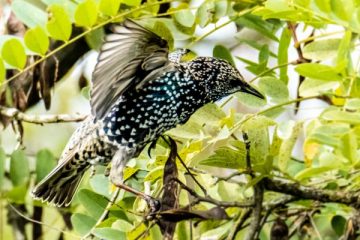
(93, 228, 126, 240)
(74, 0, 98, 28)
(258, 76, 289, 102)
(278, 121, 302, 172)
(71, 213, 96, 236)
(77, 189, 109, 219)
(175, 9, 195, 28)
(299, 78, 340, 97)
(196, 1, 215, 27)
(278, 27, 291, 83)
(99, 0, 121, 16)
(121, 0, 141, 7)
(24, 26, 49, 56)
(321, 110, 360, 124)
(46, 5, 72, 41)
(1, 38, 26, 69)
(303, 38, 340, 61)
(200, 145, 246, 169)
(295, 63, 342, 81)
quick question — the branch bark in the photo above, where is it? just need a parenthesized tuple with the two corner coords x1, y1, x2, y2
(0, 106, 87, 124)
(263, 177, 360, 208)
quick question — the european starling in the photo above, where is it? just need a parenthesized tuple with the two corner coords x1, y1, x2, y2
(31, 19, 264, 207)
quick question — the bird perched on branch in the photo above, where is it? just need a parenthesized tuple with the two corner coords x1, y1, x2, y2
(31, 19, 264, 207)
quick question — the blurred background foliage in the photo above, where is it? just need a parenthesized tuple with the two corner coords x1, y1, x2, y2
(1, 0, 360, 239)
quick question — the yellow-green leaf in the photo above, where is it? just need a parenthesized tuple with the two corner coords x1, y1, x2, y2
(99, 0, 121, 16)
(75, 0, 98, 28)
(24, 26, 49, 56)
(0, 59, 5, 83)
(46, 5, 72, 41)
(1, 38, 26, 69)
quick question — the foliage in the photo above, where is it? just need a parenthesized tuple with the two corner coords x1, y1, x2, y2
(1, 0, 360, 239)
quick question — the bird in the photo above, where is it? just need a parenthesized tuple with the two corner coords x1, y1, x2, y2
(31, 19, 265, 207)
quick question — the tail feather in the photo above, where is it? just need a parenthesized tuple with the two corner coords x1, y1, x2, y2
(31, 158, 89, 207)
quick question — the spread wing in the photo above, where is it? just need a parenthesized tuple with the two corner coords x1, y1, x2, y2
(91, 19, 170, 119)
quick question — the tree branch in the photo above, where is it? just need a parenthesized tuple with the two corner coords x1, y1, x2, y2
(263, 177, 360, 208)
(0, 106, 87, 124)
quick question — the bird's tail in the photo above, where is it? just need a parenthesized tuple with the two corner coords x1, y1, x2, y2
(31, 155, 90, 207)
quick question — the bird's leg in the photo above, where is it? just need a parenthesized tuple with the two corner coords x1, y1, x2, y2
(90, 165, 96, 178)
(109, 150, 160, 213)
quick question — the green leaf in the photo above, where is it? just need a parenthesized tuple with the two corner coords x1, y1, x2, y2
(112, 219, 133, 232)
(11, 0, 47, 28)
(77, 189, 109, 219)
(299, 78, 340, 97)
(93, 228, 126, 240)
(214, 0, 228, 20)
(0, 148, 6, 191)
(71, 213, 96, 236)
(0, 59, 5, 83)
(10, 150, 29, 186)
(200, 145, 246, 169)
(303, 38, 341, 61)
(331, 0, 353, 21)
(152, 21, 174, 50)
(295, 166, 336, 180)
(336, 30, 352, 70)
(236, 14, 279, 41)
(144, 166, 163, 182)
(315, 0, 331, 13)
(331, 215, 346, 236)
(234, 92, 267, 108)
(121, 0, 141, 7)
(196, 1, 215, 28)
(258, 76, 289, 102)
(278, 121, 302, 172)
(35, 149, 57, 183)
(340, 131, 357, 163)
(46, 5, 72, 41)
(213, 45, 235, 66)
(345, 98, 360, 111)
(24, 26, 49, 56)
(1, 38, 26, 69)
(6, 184, 27, 203)
(190, 103, 226, 126)
(321, 110, 360, 124)
(174, 9, 195, 28)
(278, 27, 291, 83)
(89, 174, 111, 198)
(74, 0, 98, 28)
(295, 63, 342, 81)
(99, 0, 121, 16)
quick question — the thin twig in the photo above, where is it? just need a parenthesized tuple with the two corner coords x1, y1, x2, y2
(7, 202, 79, 239)
(175, 179, 253, 208)
(227, 209, 252, 240)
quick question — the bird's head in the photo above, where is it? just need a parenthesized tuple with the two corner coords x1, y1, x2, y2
(187, 57, 264, 101)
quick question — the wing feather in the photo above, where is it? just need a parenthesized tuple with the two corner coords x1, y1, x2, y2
(91, 19, 170, 119)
